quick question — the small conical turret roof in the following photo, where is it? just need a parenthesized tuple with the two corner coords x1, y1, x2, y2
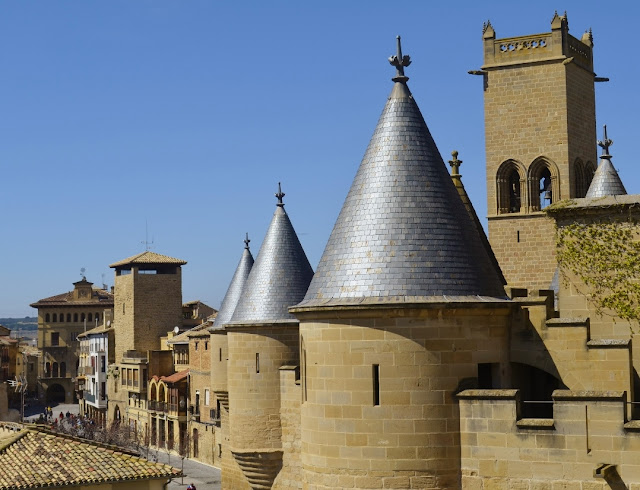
(298, 37, 505, 307)
(230, 185, 314, 324)
(210, 234, 254, 329)
(585, 126, 626, 198)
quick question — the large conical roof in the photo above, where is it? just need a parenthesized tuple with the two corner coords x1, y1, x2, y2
(210, 235, 254, 328)
(298, 41, 505, 307)
(230, 190, 314, 324)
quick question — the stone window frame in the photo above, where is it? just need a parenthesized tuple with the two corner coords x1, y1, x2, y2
(496, 159, 527, 214)
(528, 156, 560, 211)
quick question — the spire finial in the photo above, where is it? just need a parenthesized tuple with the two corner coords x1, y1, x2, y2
(275, 182, 285, 207)
(388, 35, 411, 83)
(244, 232, 250, 250)
(448, 150, 463, 176)
(597, 124, 613, 158)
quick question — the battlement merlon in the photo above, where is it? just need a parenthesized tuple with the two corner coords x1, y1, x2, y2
(482, 16, 594, 73)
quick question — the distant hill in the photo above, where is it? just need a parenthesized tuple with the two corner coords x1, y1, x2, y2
(0, 317, 38, 332)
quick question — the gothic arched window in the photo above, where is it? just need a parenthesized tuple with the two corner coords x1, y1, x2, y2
(528, 157, 560, 211)
(496, 160, 526, 214)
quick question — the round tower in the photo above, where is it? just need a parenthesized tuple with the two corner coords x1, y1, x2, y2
(225, 186, 313, 489)
(207, 234, 254, 485)
(291, 38, 512, 489)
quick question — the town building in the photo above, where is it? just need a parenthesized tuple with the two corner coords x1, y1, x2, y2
(76, 317, 114, 425)
(30, 278, 114, 404)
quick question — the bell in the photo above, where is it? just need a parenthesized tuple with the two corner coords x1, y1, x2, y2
(544, 190, 552, 201)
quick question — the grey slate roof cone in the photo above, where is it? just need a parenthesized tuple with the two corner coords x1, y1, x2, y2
(209, 234, 254, 330)
(298, 37, 506, 307)
(230, 184, 314, 324)
(585, 125, 626, 198)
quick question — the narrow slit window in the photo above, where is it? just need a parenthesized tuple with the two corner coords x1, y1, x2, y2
(219, 348, 222, 362)
(256, 353, 260, 373)
(373, 364, 380, 406)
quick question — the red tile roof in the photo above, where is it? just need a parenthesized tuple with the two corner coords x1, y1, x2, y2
(0, 424, 180, 488)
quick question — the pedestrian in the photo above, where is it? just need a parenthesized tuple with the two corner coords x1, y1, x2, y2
(187, 484, 196, 490)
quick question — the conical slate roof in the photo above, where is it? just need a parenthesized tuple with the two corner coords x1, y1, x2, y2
(230, 190, 314, 324)
(586, 126, 626, 198)
(298, 41, 505, 307)
(210, 235, 254, 328)
(585, 156, 626, 198)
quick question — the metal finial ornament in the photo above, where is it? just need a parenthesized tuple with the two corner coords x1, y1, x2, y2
(388, 35, 411, 82)
(448, 150, 463, 176)
(275, 182, 285, 207)
(244, 233, 250, 250)
(597, 124, 613, 158)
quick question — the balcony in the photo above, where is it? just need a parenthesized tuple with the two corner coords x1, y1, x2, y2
(149, 400, 167, 413)
(84, 392, 95, 403)
(79, 366, 95, 376)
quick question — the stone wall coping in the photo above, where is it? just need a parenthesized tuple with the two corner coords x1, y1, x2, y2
(546, 317, 589, 327)
(552, 390, 626, 402)
(279, 365, 299, 371)
(623, 420, 640, 432)
(487, 211, 547, 221)
(456, 389, 518, 400)
(516, 418, 555, 430)
(586, 339, 630, 348)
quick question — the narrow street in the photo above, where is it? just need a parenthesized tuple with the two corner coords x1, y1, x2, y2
(150, 450, 222, 490)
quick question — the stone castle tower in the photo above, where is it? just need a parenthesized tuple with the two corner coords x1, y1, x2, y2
(225, 188, 313, 489)
(109, 251, 186, 362)
(481, 12, 598, 288)
(291, 38, 511, 489)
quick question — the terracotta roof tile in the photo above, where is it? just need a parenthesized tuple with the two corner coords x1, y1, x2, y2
(109, 251, 187, 268)
(0, 424, 180, 488)
(30, 289, 114, 308)
(160, 369, 189, 384)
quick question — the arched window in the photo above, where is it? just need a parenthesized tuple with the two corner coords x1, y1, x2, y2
(88, 313, 93, 322)
(45, 313, 50, 322)
(81, 313, 85, 322)
(158, 383, 166, 402)
(60, 362, 66, 377)
(52, 362, 59, 377)
(96, 313, 100, 323)
(74, 313, 78, 322)
(528, 157, 560, 211)
(52, 313, 57, 323)
(45, 362, 51, 377)
(67, 313, 71, 322)
(496, 160, 526, 214)
(150, 383, 157, 402)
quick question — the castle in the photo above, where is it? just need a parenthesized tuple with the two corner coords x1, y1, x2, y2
(31, 11, 640, 489)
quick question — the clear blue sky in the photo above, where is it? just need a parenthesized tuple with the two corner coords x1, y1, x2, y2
(1, 1, 638, 317)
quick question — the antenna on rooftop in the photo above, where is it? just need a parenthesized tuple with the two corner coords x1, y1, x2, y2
(142, 220, 155, 251)
(101, 273, 108, 290)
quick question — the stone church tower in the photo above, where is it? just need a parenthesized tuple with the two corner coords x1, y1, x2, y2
(481, 12, 599, 288)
